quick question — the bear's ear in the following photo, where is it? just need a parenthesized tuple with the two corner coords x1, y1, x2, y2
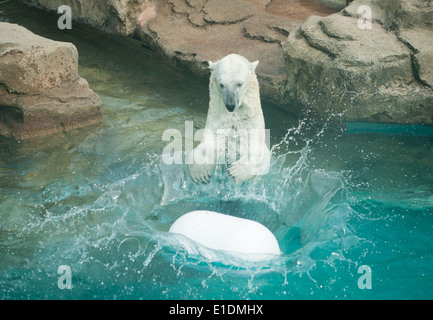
(208, 61, 217, 71)
(249, 60, 259, 72)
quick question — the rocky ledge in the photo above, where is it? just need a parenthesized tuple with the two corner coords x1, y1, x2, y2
(19, 0, 433, 125)
(283, 0, 433, 124)
(0, 22, 103, 139)
(19, 0, 341, 113)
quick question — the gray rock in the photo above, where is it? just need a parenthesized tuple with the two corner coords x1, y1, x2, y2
(343, 0, 401, 29)
(0, 22, 102, 139)
(170, 0, 194, 15)
(243, 13, 302, 44)
(20, 0, 151, 35)
(203, 0, 255, 24)
(395, 0, 433, 29)
(188, 12, 207, 27)
(282, 0, 433, 125)
(186, 0, 206, 9)
(398, 29, 433, 88)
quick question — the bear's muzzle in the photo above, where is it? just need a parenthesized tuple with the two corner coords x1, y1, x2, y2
(223, 89, 238, 112)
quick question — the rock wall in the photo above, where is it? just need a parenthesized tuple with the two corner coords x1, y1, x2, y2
(282, 0, 433, 124)
(0, 22, 103, 139)
(18, 0, 339, 108)
(18, 0, 433, 125)
(19, 0, 149, 35)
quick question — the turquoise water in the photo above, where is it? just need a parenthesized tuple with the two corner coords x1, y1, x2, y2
(1, 2, 433, 300)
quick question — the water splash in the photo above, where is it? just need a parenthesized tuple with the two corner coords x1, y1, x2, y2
(0, 110, 363, 299)
(141, 117, 358, 280)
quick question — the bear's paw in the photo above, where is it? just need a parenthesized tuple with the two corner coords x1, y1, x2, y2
(227, 161, 253, 184)
(188, 163, 214, 184)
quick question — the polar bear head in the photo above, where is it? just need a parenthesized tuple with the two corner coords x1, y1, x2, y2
(208, 54, 259, 113)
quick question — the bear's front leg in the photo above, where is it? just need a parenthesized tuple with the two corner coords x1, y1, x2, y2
(227, 160, 253, 184)
(187, 141, 216, 183)
(188, 162, 215, 183)
(227, 144, 270, 184)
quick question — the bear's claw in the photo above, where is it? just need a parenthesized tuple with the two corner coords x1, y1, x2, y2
(227, 162, 253, 184)
(189, 163, 212, 184)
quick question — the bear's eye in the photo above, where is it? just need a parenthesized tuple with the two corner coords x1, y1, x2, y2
(236, 82, 242, 87)
(219, 83, 224, 89)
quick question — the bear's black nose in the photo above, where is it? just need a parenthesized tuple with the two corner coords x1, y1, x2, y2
(226, 103, 235, 112)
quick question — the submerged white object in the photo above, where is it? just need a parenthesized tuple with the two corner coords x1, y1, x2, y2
(169, 210, 281, 257)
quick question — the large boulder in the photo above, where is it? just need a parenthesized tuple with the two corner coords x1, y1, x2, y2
(0, 22, 103, 139)
(282, 0, 433, 124)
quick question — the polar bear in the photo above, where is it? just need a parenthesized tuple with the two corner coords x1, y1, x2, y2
(187, 54, 270, 184)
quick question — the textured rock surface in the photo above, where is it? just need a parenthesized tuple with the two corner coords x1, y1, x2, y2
(282, 0, 433, 124)
(18, 0, 433, 125)
(0, 22, 103, 139)
(203, 0, 256, 24)
(19, 0, 336, 106)
(20, 0, 150, 35)
(135, 0, 335, 105)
